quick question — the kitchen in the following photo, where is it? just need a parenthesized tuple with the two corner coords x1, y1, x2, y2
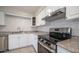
(0, 6, 79, 53)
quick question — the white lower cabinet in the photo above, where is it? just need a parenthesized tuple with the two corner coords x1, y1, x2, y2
(57, 46, 71, 53)
(19, 34, 33, 48)
(30, 34, 38, 52)
(25, 34, 38, 52)
(8, 34, 20, 50)
(8, 34, 38, 52)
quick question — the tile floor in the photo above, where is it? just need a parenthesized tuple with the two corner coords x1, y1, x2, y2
(5, 46, 36, 53)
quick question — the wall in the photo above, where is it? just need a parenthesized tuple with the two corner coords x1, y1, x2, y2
(0, 7, 33, 17)
(0, 15, 32, 32)
(0, 7, 33, 32)
(35, 6, 79, 36)
(36, 18, 79, 36)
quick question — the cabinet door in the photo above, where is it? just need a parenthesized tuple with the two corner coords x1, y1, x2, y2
(30, 34, 38, 52)
(36, 8, 46, 26)
(57, 46, 71, 53)
(8, 35, 20, 50)
(0, 11, 5, 25)
(33, 37, 38, 52)
(19, 34, 31, 48)
(66, 6, 79, 18)
(38, 43, 50, 53)
(32, 17, 36, 26)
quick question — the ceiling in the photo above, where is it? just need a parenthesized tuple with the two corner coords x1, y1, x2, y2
(0, 6, 45, 15)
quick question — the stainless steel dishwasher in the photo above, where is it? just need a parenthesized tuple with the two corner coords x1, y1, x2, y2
(0, 34, 8, 52)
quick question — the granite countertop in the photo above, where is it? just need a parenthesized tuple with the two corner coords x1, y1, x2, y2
(0, 31, 49, 36)
(57, 36, 79, 53)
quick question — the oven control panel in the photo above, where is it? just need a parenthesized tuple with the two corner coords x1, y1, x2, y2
(38, 37, 57, 53)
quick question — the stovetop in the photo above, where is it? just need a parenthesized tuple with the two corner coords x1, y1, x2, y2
(38, 33, 70, 45)
(44, 37, 63, 45)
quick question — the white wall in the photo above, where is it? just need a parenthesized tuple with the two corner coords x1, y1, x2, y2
(0, 7, 33, 17)
(0, 7, 33, 32)
(0, 15, 32, 32)
(36, 18, 79, 36)
(34, 6, 79, 36)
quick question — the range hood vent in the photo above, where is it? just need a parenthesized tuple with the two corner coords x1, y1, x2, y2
(42, 7, 66, 21)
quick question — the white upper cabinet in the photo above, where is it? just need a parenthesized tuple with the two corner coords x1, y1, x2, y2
(66, 6, 79, 19)
(0, 11, 5, 25)
(36, 8, 46, 26)
(36, 6, 79, 25)
(36, 6, 64, 26)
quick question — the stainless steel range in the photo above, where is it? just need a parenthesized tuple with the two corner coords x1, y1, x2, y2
(38, 27, 72, 53)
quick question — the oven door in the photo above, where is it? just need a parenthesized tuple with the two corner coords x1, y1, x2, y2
(38, 42, 51, 53)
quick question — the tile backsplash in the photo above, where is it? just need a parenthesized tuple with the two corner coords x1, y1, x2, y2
(0, 15, 32, 32)
(36, 18, 79, 36)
